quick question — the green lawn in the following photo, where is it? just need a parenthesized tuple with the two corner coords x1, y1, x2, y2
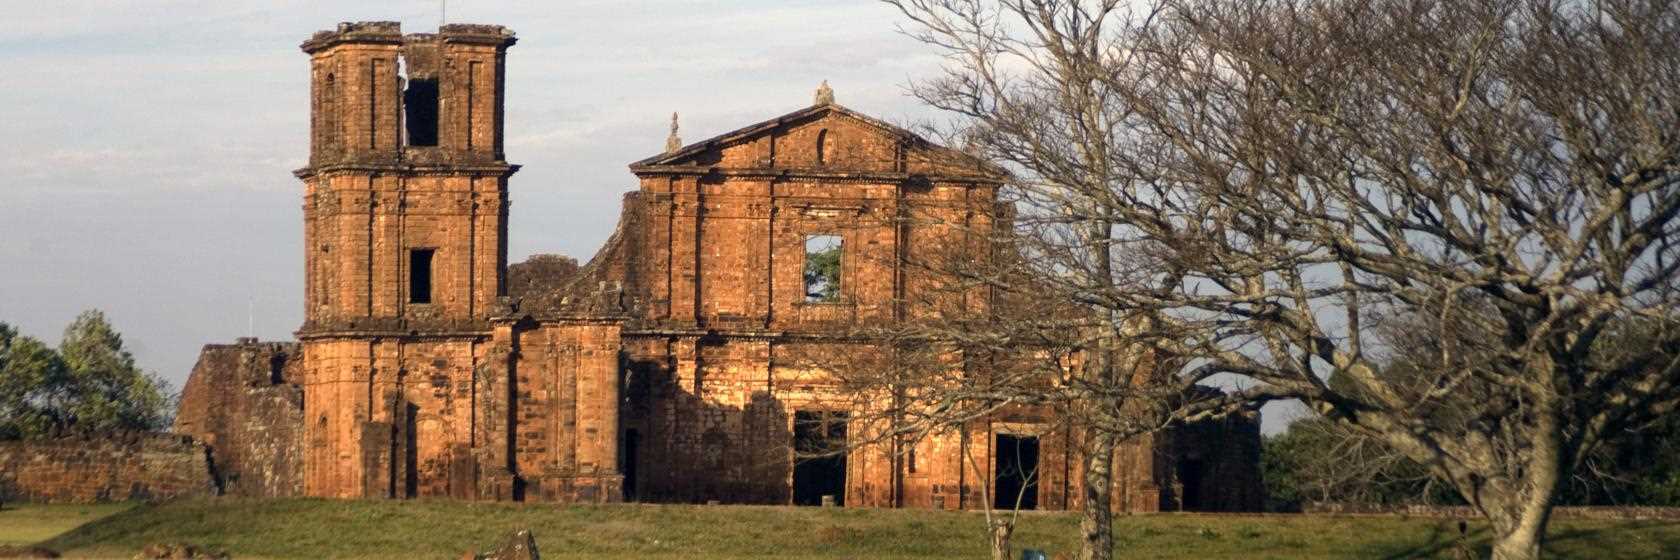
(8, 499, 1678, 559)
(0, 503, 136, 547)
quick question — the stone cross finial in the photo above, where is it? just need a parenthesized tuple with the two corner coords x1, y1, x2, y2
(665, 112, 682, 154)
(814, 80, 835, 106)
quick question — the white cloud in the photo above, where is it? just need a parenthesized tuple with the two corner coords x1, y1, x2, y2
(0, 0, 947, 389)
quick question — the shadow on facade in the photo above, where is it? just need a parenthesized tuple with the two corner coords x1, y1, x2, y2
(620, 357, 797, 505)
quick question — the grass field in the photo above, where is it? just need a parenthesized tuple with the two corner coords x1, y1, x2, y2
(4, 499, 1678, 559)
(0, 503, 135, 547)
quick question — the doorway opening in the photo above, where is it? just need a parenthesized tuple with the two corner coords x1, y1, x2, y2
(793, 410, 848, 506)
(623, 429, 640, 501)
(994, 434, 1040, 510)
(1178, 458, 1205, 511)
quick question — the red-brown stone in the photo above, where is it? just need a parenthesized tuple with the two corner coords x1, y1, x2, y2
(167, 20, 1263, 512)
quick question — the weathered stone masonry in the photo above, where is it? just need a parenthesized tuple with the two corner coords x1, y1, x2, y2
(172, 20, 1263, 512)
(0, 433, 215, 503)
(173, 340, 304, 497)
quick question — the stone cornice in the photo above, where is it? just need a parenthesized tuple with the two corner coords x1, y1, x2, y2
(490, 313, 631, 326)
(301, 22, 403, 53)
(301, 22, 515, 54)
(295, 162, 520, 179)
(296, 329, 491, 341)
(627, 165, 1004, 186)
(296, 317, 492, 339)
(621, 326, 888, 343)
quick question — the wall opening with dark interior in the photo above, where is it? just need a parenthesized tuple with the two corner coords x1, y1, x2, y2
(388, 401, 420, 499)
(1178, 458, 1205, 511)
(268, 353, 286, 385)
(803, 235, 842, 302)
(410, 249, 435, 304)
(815, 129, 829, 165)
(403, 402, 419, 498)
(994, 434, 1040, 510)
(793, 410, 848, 506)
(404, 78, 439, 147)
(622, 429, 640, 501)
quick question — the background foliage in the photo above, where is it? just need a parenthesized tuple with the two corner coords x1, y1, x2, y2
(0, 310, 174, 439)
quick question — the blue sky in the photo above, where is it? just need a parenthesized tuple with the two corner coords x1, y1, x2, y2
(0, 0, 934, 380)
(0, 0, 1302, 433)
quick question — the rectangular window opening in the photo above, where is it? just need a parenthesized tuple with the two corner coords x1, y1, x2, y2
(803, 234, 842, 303)
(410, 248, 435, 304)
(404, 78, 440, 147)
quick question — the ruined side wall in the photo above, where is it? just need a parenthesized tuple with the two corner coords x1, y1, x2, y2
(1164, 413, 1265, 512)
(0, 433, 215, 503)
(174, 341, 305, 497)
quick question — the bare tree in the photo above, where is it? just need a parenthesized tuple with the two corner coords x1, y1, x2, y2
(883, 0, 1680, 559)
(796, 211, 1207, 560)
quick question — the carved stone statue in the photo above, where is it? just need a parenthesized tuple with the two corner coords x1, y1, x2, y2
(665, 112, 682, 154)
(814, 80, 835, 106)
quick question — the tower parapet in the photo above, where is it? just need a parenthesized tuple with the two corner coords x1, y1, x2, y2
(300, 22, 516, 168)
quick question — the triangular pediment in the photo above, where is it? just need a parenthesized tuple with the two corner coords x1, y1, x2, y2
(628, 104, 1001, 179)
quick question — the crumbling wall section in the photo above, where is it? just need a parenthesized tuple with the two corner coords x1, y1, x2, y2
(0, 433, 215, 503)
(622, 335, 792, 505)
(173, 340, 305, 497)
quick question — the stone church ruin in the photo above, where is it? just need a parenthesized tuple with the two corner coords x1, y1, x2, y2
(172, 21, 1262, 512)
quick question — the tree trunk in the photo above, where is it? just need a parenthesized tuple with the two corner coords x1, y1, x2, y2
(990, 518, 1014, 560)
(1483, 391, 1565, 560)
(1490, 524, 1543, 560)
(1484, 490, 1555, 560)
(1079, 431, 1119, 560)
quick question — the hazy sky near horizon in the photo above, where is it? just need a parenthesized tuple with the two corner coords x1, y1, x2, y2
(0, 0, 1304, 433)
(1, 0, 935, 377)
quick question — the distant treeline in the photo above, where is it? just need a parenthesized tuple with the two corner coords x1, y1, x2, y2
(0, 310, 174, 440)
(1265, 415, 1680, 511)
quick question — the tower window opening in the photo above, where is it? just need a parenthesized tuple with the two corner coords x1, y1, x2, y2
(404, 78, 440, 147)
(410, 248, 435, 304)
(803, 234, 842, 302)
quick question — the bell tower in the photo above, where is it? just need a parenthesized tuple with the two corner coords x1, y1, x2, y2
(299, 21, 516, 329)
(295, 21, 517, 498)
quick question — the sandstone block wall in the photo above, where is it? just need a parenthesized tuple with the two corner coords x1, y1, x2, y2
(186, 23, 1265, 509)
(294, 22, 529, 501)
(174, 340, 305, 497)
(482, 320, 625, 503)
(0, 433, 215, 503)
(300, 337, 488, 499)
(608, 101, 1239, 512)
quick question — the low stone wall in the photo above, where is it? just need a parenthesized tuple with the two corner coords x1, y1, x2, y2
(1305, 502, 1680, 521)
(0, 432, 216, 503)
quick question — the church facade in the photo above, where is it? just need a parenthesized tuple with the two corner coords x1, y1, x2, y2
(173, 21, 1263, 512)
